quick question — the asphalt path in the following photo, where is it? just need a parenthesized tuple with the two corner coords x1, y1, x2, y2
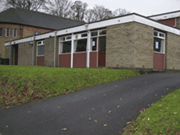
(1, 73, 180, 135)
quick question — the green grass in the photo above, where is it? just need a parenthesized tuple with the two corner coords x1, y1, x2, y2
(123, 89, 180, 135)
(0, 65, 139, 109)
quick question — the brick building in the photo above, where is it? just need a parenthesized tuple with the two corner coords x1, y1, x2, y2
(4, 10, 180, 71)
(0, 8, 84, 64)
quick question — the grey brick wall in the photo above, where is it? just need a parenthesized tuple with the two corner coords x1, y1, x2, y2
(106, 22, 154, 69)
(44, 37, 54, 67)
(166, 32, 180, 70)
(18, 42, 32, 65)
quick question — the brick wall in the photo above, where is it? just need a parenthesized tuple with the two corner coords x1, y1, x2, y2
(166, 32, 180, 70)
(0, 23, 52, 60)
(44, 37, 54, 67)
(106, 22, 154, 69)
(133, 23, 154, 69)
(0, 24, 20, 59)
(23, 26, 51, 38)
(175, 17, 180, 29)
(18, 42, 33, 65)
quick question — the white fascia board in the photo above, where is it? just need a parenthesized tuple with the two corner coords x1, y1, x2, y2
(56, 15, 134, 36)
(5, 37, 34, 46)
(35, 31, 55, 40)
(149, 12, 180, 20)
(87, 15, 134, 30)
(134, 15, 180, 35)
(57, 25, 85, 36)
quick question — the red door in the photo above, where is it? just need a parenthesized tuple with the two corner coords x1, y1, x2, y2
(14, 45, 18, 65)
(98, 36, 106, 67)
(153, 38, 165, 70)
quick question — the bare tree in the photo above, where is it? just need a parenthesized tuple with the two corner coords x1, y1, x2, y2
(85, 9, 96, 23)
(85, 5, 112, 22)
(0, 0, 6, 12)
(113, 8, 130, 17)
(70, 1, 88, 21)
(4, 0, 46, 11)
(45, 0, 73, 18)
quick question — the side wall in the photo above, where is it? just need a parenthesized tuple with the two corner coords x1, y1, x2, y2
(106, 22, 135, 68)
(0, 24, 21, 59)
(166, 32, 180, 70)
(133, 23, 154, 69)
(18, 42, 33, 65)
(106, 22, 154, 69)
(175, 17, 180, 29)
(23, 26, 52, 38)
(44, 37, 54, 67)
(0, 23, 52, 60)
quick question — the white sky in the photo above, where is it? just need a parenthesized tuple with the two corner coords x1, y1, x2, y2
(73, 0, 180, 16)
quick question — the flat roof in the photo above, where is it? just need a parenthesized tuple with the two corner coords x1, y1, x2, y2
(5, 13, 180, 46)
(149, 10, 180, 20)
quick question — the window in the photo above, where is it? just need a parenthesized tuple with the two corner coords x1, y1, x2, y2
(34, 31, 38, 35)
(13, 29, 17, 37)
(5, 28, 10, 37)
(91, 31, 98, 37)
(99, 29, 106, 35)
(154, 31, 158, 36)
(91, 38, 97, 51)
(81, 33, 87, 37)
(0, 28, 2, 37)
(60, 41, 71, 54)
(75, 39, 87, 52)
(38, 32, 42, 34)
(154, 30, 165, 53)
(66, 36, 71, 40)
(37, 41, 45, 56)
(154, 38, 161, 52)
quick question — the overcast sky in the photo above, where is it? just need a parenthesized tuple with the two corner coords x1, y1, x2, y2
(74, 0, 180, 16)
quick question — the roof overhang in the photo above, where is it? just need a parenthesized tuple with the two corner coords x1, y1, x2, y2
(149, 11, 180, 20)
(5, 13, 180, 46)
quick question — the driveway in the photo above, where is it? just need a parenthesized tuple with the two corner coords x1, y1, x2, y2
(0, 73, 180, 135)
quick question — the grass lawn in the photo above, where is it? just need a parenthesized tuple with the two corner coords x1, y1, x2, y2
(0, 65, 139, 109)
(123, 88, 180, 135)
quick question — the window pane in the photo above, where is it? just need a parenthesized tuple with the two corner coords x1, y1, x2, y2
(99, 37, 106, 52)
(99, 30, 106, 35)
(6, 28, 10, 37)
(81, 33, 87, 37)
(66, 36, 71, 40)
(154, 31, 158, 36)
(92, 38, 97, 51)
(62, 41, 71, 53)
(13, 29, 17, 37)
(154, 38, 161, 52)
(91, 31, 98, 37)
(60, 37, 65, 41)
(159, 33, 165, 38)
(38, 45, 45, 55)
(0, 28, 2, 36)
(76, 39, 87, 52)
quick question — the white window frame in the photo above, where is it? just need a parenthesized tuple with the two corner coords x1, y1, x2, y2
(59, 35, 72, 54)
(74, 32, 88, 40)
(154, 30, 166, 54)
(5, 28, 10, 37)
(36, 40, 45, 56)
(0, 28, 3, 37)
(13, 29, 17, 38)
(74, 32, 88, 53)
